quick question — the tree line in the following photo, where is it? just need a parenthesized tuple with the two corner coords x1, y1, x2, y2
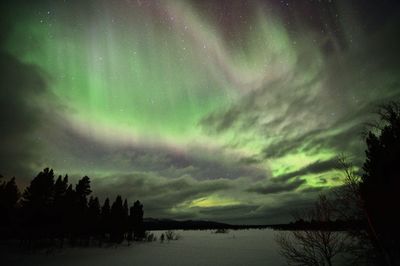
(0, 168, 145, 247)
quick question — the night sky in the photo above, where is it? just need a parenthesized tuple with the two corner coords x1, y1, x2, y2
(1, 0, 400, 224)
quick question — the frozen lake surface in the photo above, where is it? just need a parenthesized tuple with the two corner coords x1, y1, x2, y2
(3, 229, 286, 266)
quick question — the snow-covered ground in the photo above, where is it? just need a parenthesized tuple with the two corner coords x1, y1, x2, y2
(3, 229, 286, 266)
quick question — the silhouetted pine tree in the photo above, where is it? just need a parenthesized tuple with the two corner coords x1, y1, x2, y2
(132, 200, 144, 240)
(0, 177, 20, 211)
(21, 168, 55, 240)
(361, 102, 400, 265)
(0, 177, 20, 238)
(110, 195, 125, 243)
(101, 198, 111, 240)
(123, 199, 129, 239)
(127, 205, 134, 242)
(53, 175, 68, 241)
(88, 196, 101, 240)
(64, 183, 76, 243)
(54, 175, 68, 202)
(75, 176, 92, 243)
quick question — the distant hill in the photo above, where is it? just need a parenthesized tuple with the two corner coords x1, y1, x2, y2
(143, 218, 230, 230)
(143, 218, 273, 230)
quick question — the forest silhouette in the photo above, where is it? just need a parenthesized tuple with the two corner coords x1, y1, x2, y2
(0, 169, 145, 247)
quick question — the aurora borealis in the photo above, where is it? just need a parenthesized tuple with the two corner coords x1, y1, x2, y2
(1, 0, 400, 223)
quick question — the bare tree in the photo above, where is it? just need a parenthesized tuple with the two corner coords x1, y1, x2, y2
(333, 155, 363, 221)
(276, 195, 347, 266)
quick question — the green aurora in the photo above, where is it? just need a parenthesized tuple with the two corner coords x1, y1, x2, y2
(1, 0, 400, 223)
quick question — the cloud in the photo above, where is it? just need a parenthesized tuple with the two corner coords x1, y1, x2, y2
(86, 170, 325, 224)
(273, 159, 339, 182)
(0, 2, 60, 178)
(247, 178, 305, 195)
(0, 49, 50, 177)
(90, 172, 233, 217)
(181, 188, 325, 224)
(40, 118, 270, 183)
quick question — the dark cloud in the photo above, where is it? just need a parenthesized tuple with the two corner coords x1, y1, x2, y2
(299, 186, 328, 194)
(245, 195, 318, 224)
(201, 105, 243, 134)
(274, 159, 339, 182)
(238, 155, 263, 165)
(195, 204, 260, 223)
(0, 1, 58, 178)
(247, 178, 305, 195)
(189, 190, 322, 224)
(90, 172, 233, 217)
(0, 50, 49, 177)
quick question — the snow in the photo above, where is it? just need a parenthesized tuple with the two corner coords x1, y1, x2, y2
(2, 229, 286, 266)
